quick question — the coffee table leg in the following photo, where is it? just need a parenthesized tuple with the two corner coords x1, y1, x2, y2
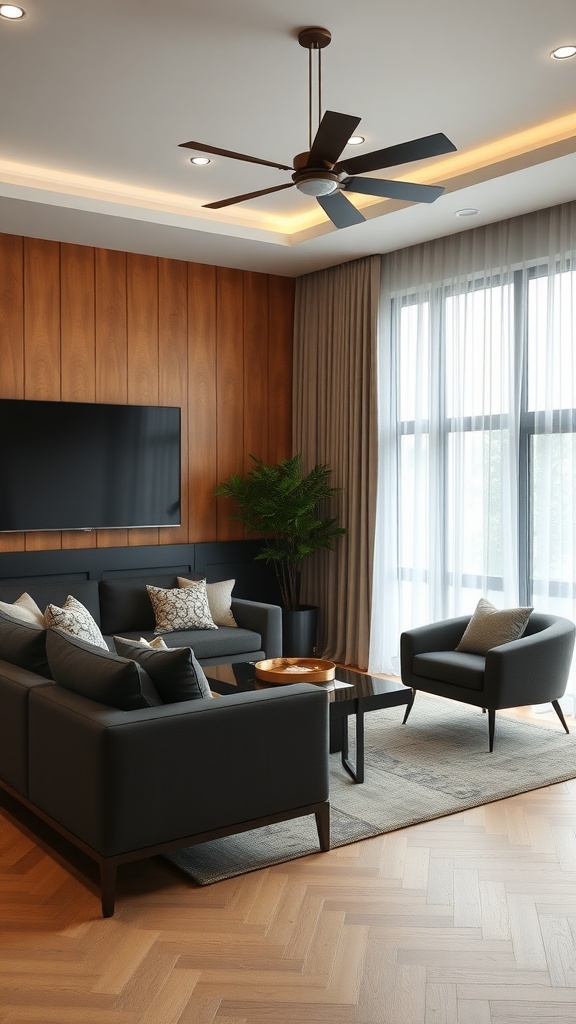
(341, 709, 365, 784)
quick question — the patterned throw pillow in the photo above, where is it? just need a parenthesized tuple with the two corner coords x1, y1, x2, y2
(45, 594, 108, 650)
(456, 597, 533, 655)
(177, 576, 237, 628)
(139, 636, 168, 649)
(146, 582, 217, 634)
(0, 592, 46, 627)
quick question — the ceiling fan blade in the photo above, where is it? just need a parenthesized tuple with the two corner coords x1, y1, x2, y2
(343, 176, 445, 204)
(336, 132, 456, 175)
(307, 110, 362, 168)
(317, 191, 366, 229)
(179, 140, 292, 172)
(203, 182, 295, 210)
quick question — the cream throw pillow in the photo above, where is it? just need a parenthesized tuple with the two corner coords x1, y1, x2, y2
(177, 576, 237, 628)
(0, 592, 46, 627)
(456, 597, 533, 655)
(45, 595, 108, 650)
(146, 582, 217, 634)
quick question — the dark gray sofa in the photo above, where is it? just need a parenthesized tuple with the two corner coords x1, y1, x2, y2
(0, 563, 330, 917)
(0, 575, 281, 666)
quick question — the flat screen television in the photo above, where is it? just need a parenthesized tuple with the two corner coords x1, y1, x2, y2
(0, 398, 181, 532)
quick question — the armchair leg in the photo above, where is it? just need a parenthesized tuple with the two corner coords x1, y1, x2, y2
(403, 689, 416, 724)
(315, 802, 331, 851)
(551, 700, 570, 734)
(488, 709, 496, 752)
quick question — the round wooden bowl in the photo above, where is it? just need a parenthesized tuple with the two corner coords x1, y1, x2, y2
(254, 657, 336, 684)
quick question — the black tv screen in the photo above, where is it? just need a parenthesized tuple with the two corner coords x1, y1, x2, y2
(0, 399, 181, 532)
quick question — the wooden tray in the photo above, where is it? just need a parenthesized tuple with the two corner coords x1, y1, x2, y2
(254, 657, 336, 684)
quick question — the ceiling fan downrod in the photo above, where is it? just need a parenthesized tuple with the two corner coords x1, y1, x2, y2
(298, 27, 332, 153)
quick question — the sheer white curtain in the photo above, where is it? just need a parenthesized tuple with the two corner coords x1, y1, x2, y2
(370, 203, 576, 708)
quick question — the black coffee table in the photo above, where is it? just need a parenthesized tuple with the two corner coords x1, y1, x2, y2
(205, 662, 414, 784)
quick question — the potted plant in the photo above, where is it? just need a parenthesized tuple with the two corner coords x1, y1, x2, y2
(216, 454, 347, 656)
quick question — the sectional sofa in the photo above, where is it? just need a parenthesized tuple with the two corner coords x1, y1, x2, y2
(0, 543, 331, 916)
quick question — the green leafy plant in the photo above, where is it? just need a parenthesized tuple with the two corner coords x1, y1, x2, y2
(215, 454, 347, 611)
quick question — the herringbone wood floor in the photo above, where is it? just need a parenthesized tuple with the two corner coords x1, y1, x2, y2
(1, 705, 576, 1024)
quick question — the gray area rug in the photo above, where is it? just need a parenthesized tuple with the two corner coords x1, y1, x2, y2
(165, 694, 576, 885)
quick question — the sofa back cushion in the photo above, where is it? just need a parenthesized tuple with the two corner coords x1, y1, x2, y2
(0, 608, 51, 678)
(0, 580, 101, 625)
(46, 627, 162, 710)
(98, 575, 202, 635)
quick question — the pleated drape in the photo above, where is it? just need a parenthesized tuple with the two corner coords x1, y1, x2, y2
(293, 255, 380, 669)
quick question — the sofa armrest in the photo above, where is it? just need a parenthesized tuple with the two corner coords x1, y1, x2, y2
(27, 681, 328, 857)
(231, 598, 282, 658)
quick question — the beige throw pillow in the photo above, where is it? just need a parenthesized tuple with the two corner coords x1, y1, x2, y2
(146, 582, 217, 634)
(45, 595, 108, 650)
(456, 597, 533, 655)
(0, 592, 46, 627)
(177, 576, 237, 628)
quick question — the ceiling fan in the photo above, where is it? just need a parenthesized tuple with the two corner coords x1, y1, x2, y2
(179, 26, 457, 229)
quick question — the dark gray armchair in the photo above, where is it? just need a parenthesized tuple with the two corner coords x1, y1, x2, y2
(400, 612, 576, 750)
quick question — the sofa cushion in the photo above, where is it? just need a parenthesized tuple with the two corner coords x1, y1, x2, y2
(413, 650, 486, 691)
(114, 637, 213, 703)
(0, 608, 51, 678)
(46, 627, 162, 710)
(117, 625, 262, 661)
(147, 582, 217, 633)
(456, 597, 533, 655)
(0, 592, 46, 626)
(178, 576, 238, 628)
(98, 575, 188, 635)
(45, 595, 108, 649)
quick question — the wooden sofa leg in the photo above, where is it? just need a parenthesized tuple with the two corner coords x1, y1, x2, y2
(552, 699, 570, 734)
(315, 803, 330, 851)
(100, 860, 118, 918)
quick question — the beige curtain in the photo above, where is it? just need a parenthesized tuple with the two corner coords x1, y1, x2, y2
(293, 254, 380, 669)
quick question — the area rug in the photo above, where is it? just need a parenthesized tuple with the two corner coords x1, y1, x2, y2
(165, 694, 576, 885)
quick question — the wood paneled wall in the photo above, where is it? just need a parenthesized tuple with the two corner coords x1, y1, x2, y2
(0, 233, 294, 553)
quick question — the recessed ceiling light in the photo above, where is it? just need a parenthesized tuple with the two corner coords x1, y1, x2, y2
(551, 44, 576, 60)
(190, 157, 211, 165)
(348, 135, 365, 146)
(455, 208, 479, 217)
(0, 4, 27, 18)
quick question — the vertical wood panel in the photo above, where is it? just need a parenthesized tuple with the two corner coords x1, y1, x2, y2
(60, 243, 97, 550)
(243, 272, 269, 467)
(127, 253, 159, 547)
(23, 238, 61, 551)
(216, 267, 244, 541)
(268, 275, 294, 463)
(188, 263, 217, 542)
(158, 257, 188, 545)
(95, 247, 129, 547)
(0, 232, 295, 554)
(0, 234, 25, 552)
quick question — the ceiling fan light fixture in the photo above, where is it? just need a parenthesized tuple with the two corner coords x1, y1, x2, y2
(551, 44, 576, 60)
(348, 135, 365, 146)
(190, 156, 210, 165)
(295, 175, 339, 197)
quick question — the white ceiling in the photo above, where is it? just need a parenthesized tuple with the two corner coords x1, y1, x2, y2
(1, 0, 575, 278)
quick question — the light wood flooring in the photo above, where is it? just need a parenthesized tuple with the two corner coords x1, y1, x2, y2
(1, 702, 575, 1024)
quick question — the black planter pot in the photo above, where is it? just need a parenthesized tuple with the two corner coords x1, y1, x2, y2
(281, 605, 318, 657)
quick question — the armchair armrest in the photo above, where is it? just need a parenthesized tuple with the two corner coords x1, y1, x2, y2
(232, 597, 282, 658)
(484, 618, 576, 707)
(401, 616, 470, 677)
